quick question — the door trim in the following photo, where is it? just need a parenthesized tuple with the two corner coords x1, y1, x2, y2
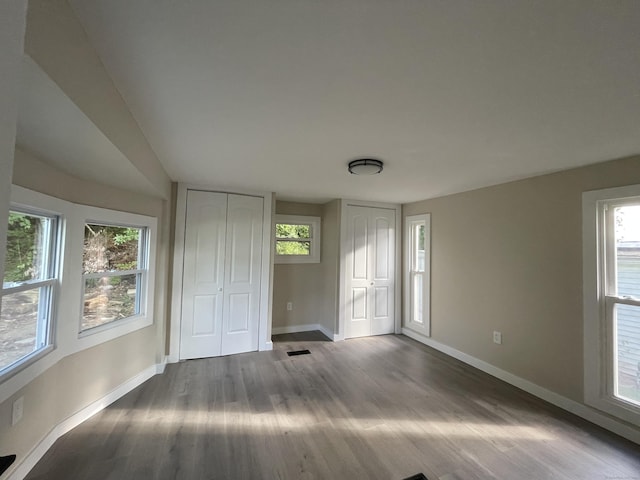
(337, 199, 402, 341)
(169, 183, 274, 363)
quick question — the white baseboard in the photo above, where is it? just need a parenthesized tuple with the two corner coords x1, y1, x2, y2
(7, 362, 164, 480)
(401, 328, 640, 445)
(272, 323, 334, 341)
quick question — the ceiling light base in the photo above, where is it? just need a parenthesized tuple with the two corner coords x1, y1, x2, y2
(348, 158, 384, 175)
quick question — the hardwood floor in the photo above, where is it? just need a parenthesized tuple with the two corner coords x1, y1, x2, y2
(26, 333, 640, 480)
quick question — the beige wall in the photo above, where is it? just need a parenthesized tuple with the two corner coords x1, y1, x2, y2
(0, 0, 27, 287)
(403, 154, 640, 403)
(25, 0, 171, 199)
(273, 201, 338, 335)
(0, 149, 170, 475)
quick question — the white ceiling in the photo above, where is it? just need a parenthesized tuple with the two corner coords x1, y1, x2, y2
(66, 0, 639, 203)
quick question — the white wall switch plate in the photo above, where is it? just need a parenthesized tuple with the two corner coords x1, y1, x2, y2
(493, 331, 502, 345)
(286, 302, 293, 311)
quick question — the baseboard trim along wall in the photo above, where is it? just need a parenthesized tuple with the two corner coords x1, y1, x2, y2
(271, 323, 334, 341)
(8, 362, 166, 480)
(401, 327, 640, 445)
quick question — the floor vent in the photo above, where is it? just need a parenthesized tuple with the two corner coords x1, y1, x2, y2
(287, 349, 311, 357)
(403, 474, 428, 480)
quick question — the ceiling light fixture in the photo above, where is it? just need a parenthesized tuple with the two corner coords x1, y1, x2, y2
(348, 158, 384, 175)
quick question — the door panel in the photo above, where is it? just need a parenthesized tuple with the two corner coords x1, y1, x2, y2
(370, 209, 395, 335)
(374, 286, 389, 317)
(227, 293, 250, 332)
(352, 213, 369, 280)
(180, 191, 227, 359)
(221, 194, 263, 355)
(346, 205, 395, 338)
(192, 295, 217, 336)
(374, 217, 391, 279)
(352, 287, 368, 319)
(180, 191, 263, 360)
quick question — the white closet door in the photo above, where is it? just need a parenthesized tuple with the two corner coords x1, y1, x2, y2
(180, 191, 227, 359)
(221, 194, 263, 355)
(346, 205, 395, 338)
(370, 208, 395, 335)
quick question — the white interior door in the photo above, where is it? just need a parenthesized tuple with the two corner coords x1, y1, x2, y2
(221, 194, 263, 355)
(346, 205, 395, 338)
(179, 191, 263, 359)
(180, 190, 227, 359)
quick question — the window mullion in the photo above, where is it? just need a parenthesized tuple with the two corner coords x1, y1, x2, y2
(1, 278, 56, 295)
(83, 269, 144, 280)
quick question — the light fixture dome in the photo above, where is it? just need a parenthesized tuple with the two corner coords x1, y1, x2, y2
(348, 158, 384, 175)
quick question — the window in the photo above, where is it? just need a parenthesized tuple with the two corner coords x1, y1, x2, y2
(274, 215, 320, 264)
(0, 208, 59, 376)
(584, 185, 640, 424)
(81, 223, 148, 333)
(404, 213, 431, 336)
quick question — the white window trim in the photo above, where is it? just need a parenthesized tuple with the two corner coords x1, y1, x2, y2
(583, 184, 640, 426)
(0, 186, 70, 401)
(76, 205, 157, 348)
(274, 214, 321, 264)
(403, 213, 431, 337)
(0, 202, 62, 383)
(0, 186, 158, 402)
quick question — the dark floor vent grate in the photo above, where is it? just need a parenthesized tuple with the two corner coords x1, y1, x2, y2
(287, 349, 311, 357)
(403, 474, 428, 480)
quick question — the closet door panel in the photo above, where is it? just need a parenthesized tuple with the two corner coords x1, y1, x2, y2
(221, 194, 263, 355)
(180, 191, 227, 359)
(346, 205, 396, 338)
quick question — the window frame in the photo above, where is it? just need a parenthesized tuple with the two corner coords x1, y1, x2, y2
(77, 207, 156, 340)
(274, 214, 321, 264)
(80, 222, 149, 334)
(403, 213, 431, 337)
(583, 184, 640, 425)
(0, 204, 62, 381)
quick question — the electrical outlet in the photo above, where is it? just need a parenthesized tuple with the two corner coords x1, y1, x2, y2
(493, 331, 502, 345)
(12, 396, 24, 426)
(286, 302, 293, 311)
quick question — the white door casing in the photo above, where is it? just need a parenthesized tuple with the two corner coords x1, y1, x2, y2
(345, 205, 396, 338)
(179, 190, 263, 360)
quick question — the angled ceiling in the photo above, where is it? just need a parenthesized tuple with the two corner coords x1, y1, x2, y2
(36, 0, 640, 203)
(16, 56, 160, 197)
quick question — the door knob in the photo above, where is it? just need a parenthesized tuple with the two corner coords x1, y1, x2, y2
(218, 287, 223, 292)
(370, 282, 374, 286)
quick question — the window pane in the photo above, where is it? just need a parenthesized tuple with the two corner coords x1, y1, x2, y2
(413, 223, 426, 272)
(615, 303, 640, 406)
(83, 225, 141, 273)
(82, 274, 138, 331)
(4, 211, 52, 285)
(0, 288, 44, 371)
(615, 205, 640, 298)
(412, 273, 423, 324)
(276, 224, 310, 239)
(276, 240, 310, 255)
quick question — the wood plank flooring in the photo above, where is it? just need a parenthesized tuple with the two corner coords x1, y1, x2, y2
(25, 333, 640, 480)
